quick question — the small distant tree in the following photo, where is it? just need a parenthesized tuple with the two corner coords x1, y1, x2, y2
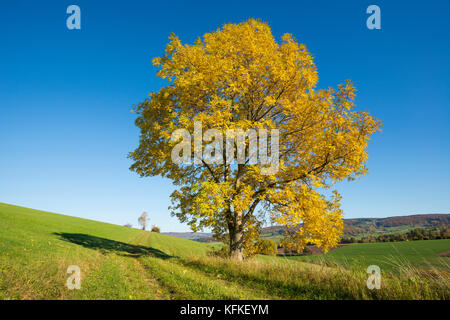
(124, 223, 132, 228)
(151, 225, 161, 233)
(138, 211, 149, 230)
(255, 239, 278, 256)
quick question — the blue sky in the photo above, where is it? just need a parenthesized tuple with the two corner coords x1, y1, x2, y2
(1, 0, 449, 232)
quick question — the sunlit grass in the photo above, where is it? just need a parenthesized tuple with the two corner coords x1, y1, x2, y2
(1, 203, 448, 300)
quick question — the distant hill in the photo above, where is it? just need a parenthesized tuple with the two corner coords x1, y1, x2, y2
(262, 214, 450, 239)
(167, 214, 450, 242)
(161, 232, 212, 241)
(342, 214, 449, 236)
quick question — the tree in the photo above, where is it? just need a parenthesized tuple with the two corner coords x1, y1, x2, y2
(138, 211, 149, 230)
(255, 239, 278, 256)
(130, 19, 381, 260)
(151, 225, 161, 233)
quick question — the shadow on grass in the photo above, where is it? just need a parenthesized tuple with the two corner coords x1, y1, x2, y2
(54, 232, 173, 259)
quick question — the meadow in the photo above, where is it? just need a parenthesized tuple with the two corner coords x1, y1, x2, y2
(0, 203, 449, 300)
(289, 240, 450, 272)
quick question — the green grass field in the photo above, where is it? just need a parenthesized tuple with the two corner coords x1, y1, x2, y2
(290, 240, 450, 272)
(0, 203, 449, 300)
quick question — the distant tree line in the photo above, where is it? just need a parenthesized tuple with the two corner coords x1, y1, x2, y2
(341, 226, 450, 244)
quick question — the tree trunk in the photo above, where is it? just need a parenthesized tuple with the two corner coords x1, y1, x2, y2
(229, 228, 244, 261)
(229, 167, 245, 260)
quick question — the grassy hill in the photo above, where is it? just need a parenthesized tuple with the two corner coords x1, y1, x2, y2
(0, 203, 449, 300)
(0, 202, 211, 299)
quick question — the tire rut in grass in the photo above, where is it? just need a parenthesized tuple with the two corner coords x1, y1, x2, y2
(138, 256, 271, 299)
(175, 257, 350, 299)
(130, 257, 171, 300)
